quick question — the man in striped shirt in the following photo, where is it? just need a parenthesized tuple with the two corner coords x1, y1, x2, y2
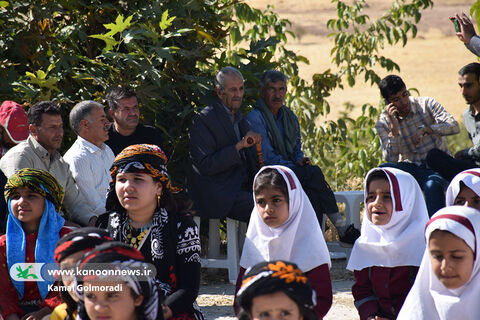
(376, 75, 460, 216)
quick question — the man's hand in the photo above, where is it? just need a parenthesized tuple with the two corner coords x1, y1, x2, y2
(21, 307, 51, 320)
(455, 149, 469, 160)
(162, 305, 173, 319)
(411, 129, 424, 145)
(295, 157, 311, 167)
(88, 215, 98, 227)
(385, 103, 400, 136)
(236, 131, 261, 151)
(453, 13, 477, 44)
(411, 126, 432, 145)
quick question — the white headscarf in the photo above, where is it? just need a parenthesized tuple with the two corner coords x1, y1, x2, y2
(347, 167, 429, 270)
(239, 165, 331, 272)
(398, 206, 480, 320)
(445, 168, 480, 206)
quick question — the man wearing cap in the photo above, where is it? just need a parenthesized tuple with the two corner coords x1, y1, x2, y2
(0, 101, 29, 158)
(0, 100, 29, 232)
(0, 101, 96, 226)
(63, 101, 114, 216)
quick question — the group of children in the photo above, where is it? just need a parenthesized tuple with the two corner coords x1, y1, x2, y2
(0, 144, 202, 320)
(235, 165, 480, 320)
(2, 145, 480, 320)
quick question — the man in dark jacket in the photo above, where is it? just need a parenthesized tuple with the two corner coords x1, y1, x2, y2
(188, 67, 260, 221)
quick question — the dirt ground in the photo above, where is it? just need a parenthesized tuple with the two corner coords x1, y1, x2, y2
(245, 0, 475, 120)
(197, 260, 357, 319)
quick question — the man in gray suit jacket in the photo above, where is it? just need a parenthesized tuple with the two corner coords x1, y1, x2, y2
(188, 67, 260, 221)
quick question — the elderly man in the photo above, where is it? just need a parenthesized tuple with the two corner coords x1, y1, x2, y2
(64, 101, 115, 216)
(188, 67, 260, 221)
(376, 75, 460, 216)
(245, 70, 359, 245)
(0, 101, 95, 225)
(105, 86, 163, 155)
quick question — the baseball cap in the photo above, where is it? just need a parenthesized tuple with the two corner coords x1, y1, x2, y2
(0, 101, 29, 144)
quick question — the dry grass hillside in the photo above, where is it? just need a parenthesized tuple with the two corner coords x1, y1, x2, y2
(246, 0, 476, 120)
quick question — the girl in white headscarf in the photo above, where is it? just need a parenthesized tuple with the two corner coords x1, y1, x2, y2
(347, 167, 429, 320)
(234, 165, 332, 319)
(445, 168, 480, 210)
(398, 206, 480, 320)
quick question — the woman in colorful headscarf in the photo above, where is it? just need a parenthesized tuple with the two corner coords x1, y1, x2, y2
(445, 168, 480, 210)
(97, 144, 202, 320)
(0, 168, 71, 320)
(236, 260, 318, 320)
(75, 241, 163, 320)
(50, 227, 113, 320)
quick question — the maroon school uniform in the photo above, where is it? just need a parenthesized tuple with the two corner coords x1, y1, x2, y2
(0, 227, 71, 318)
(235, 264, 333, 319)
(352, 265, 418, 320)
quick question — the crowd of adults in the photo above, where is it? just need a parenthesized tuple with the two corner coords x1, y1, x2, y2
(0, 10, 480, 320)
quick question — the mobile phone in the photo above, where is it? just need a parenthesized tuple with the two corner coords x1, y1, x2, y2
(451, 17, 461, 32)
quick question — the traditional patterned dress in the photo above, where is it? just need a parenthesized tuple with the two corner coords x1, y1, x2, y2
(101, 144, 203, 320)
(98, 209, 202, 320)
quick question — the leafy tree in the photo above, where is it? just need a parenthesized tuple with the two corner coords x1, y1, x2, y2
(0, 0, 435, 190)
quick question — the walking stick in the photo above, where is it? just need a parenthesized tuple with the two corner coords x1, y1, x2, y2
(246, 137, 264, 168)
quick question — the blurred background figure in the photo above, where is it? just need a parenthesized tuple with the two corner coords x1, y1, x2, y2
(0, 101, 28, 234)
(0, 101, 28, 158)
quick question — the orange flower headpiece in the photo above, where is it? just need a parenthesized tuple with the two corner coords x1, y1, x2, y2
(237, 260, 316, 318)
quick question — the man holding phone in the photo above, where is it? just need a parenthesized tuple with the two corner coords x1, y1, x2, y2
(376, 75, 460, 216)
(451, 12, 480, 57)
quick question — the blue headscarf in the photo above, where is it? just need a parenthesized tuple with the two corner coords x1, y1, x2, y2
(6, 182, 65, 299)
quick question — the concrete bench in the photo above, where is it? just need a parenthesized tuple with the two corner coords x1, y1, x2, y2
(193, 216, 246, 284)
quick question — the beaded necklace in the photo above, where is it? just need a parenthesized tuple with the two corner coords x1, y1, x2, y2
(126, 218, 153, 249)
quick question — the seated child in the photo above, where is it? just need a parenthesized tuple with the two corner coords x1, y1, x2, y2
(236, 260, 317, 320)
(50, 227, 112, 320)
(347, 167, 429, 320)
(0, 168, 71, 320)
(75, 241, 163, 320)
(445, 168, 480, 210)
(235, 165, 332, 319)
(398, 206, 480, 319)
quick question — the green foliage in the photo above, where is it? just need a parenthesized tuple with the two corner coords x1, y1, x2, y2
(0, 0, 435, 191)
(471, 1, 480, 31)
(309, 0, 433, 189)
(0, 0, 229, 179)
(446, 122, 471, 155)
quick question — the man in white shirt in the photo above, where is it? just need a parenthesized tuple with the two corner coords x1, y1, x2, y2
(64, 101, 115, 217)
